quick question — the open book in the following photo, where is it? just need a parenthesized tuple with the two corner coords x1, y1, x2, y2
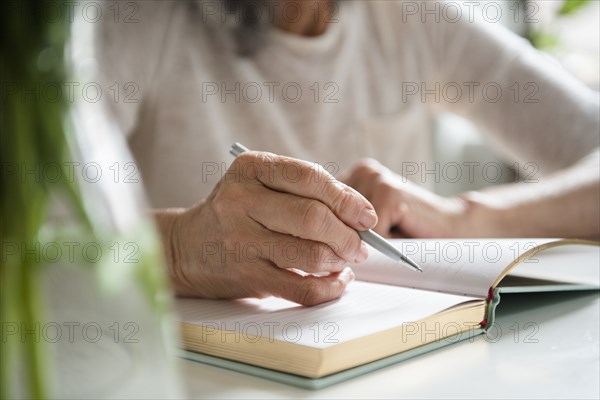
(176, 239, 599, 389)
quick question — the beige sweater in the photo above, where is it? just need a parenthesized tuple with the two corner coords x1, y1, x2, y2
(94, 0, 599, 208)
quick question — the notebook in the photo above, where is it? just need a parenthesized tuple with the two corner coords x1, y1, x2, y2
(176, 238, 599, 389)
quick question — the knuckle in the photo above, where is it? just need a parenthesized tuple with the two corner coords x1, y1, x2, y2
(259, 151, 279, 171)
(333, 185, 363, 213)
(300, 242, 322, 271)
(277, 240, 301, 268)
(232, 152, 273, 181)
(211, 190, 230, 219)
(296, 279, 323, 306)
(212, 181, 247, 218)
(237, 152, 261, 182)
(354, 158, 380, 174)
(300, 201, 328, 237)
(296, 161, 321, 189)
(338, 231, 361, 259)
(322, 247, 345, 272)
(229, 153, 255, 178)
(234, 152, 256, 165)
(306, 243, 342, 272)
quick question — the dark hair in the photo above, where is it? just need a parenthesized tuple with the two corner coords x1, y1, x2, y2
(209, 1, 339, 57)
(222, 0, 271, 57)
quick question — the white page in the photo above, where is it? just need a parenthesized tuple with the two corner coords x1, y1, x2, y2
(353, 239, 575, 298)
(176, 281, 479, 349)
(507, 244, 600, 286)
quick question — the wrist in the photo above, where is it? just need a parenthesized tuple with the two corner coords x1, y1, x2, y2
(452, 191, 507, 237)
(153, 208, 186, 292)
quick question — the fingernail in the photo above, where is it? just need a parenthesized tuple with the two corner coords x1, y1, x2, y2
(354, 241, 369, 264)
(359, 208, 378, 229)
(339, 267, 355, 284)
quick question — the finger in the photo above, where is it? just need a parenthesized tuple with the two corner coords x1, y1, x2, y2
(372, 209, 399, 238)
(243, 222, 348, 272)
(257, 264, 355, 306)
(247, 189, 368, 263)
(372, 199, 414, 238)
(233, 152, 378, 231)
(344, 161, 392, 225)
(350, 171, 397, 237)
(259, 231, 348, 273)
(369, 192, 400, 237)
(336, 168, 351, 184)
(344, 158, 387, 194)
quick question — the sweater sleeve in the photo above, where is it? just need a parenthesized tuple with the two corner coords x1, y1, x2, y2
(418, 2, 599, 174)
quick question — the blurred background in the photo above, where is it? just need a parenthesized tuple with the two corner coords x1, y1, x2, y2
(434, 0, 599, 196)
(1, 0, 598, 398)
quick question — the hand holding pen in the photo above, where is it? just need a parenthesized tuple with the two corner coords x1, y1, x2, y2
(230, 143, 421, 272)
(160, 143, 409, 306)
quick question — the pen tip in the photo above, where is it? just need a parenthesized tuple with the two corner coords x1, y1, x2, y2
(403, 257, 422, 272)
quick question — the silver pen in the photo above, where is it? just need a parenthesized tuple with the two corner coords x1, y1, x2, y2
(229, 142, 423, 273)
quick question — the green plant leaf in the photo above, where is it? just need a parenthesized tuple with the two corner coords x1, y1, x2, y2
(558, 0, 590, 15)
(529, 30, 560, 50)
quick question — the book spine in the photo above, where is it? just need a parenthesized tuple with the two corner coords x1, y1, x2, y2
(483, 288, 502, 330)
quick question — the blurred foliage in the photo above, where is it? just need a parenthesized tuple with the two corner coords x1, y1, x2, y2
(1, 1, 76, 397)
(529, 30, 561, 50)
(1, 1, 170, 397)
(558, 0, 590, 16)
(0, 0, 130, 397)
(528, 0, 593, 49)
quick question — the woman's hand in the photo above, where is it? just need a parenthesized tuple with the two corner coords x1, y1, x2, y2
(155, 152, 379, 306)
(342, 159, 470, 238)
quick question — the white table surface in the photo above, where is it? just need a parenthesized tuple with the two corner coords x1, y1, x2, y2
(179, 291, 600, 399)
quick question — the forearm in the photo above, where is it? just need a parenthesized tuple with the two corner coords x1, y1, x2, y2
(455, 156, 600, 239)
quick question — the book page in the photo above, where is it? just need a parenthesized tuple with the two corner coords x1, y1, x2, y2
(352, 239, 597, 298)
(176, 281, 480, 349)
(504, 244, 600, 286)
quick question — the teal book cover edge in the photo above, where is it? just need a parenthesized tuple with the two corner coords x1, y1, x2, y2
(486, 284, 600, 327)
(179, 329, 484, 390)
